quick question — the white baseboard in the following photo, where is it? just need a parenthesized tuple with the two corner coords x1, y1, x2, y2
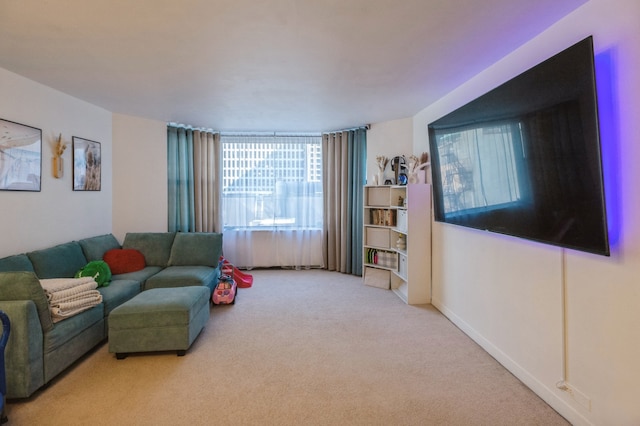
(431, 297, 593, 426)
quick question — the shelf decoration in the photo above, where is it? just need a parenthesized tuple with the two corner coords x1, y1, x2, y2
(375, 155, 389, 185)
(52, 133, 67, 179)
(407, 152, 430, 184)
(392, 155, 407, 185)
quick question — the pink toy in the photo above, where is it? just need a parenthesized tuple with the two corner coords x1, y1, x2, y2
(212, 261, 237, 305)
(212, 279, 236, 305)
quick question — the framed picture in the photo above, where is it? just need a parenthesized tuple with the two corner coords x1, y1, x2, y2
(73, 137, 101, 191)
(0, 118, 42, 191)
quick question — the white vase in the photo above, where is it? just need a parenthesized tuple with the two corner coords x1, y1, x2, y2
(377, 171, 385, 186)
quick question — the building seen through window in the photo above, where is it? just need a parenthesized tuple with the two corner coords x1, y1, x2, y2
(221, 135, 322, 230)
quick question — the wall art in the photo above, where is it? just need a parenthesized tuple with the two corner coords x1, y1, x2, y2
(72, 136, 101, 191)
(0, 118, 42, 191)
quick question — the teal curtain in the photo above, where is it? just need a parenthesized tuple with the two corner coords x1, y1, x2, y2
(348, 128, 367, 275)
(167, 126, 195, 232)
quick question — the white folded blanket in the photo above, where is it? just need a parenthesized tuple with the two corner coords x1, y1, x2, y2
(49, 292, 103, 323)
(44, 281, 97, 303)
(40, 277, 103, 323)
(40, 276, 97, 294)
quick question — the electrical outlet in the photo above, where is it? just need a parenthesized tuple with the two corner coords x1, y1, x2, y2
(557, 381, 591, 411)
(569, 385, 592, 412)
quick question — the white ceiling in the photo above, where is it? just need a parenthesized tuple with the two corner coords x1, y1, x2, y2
(0, 0, 586, 132)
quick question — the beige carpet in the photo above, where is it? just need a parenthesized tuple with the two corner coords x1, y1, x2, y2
(6, 269, 569, 425)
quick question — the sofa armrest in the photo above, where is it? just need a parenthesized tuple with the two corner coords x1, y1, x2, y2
(0, 271, 53, 331)
(0, 300, 45, 399)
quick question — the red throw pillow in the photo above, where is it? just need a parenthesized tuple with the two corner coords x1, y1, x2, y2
(103, 249, 146, 275)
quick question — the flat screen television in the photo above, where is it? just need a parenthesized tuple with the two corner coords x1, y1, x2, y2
(428, 36, 609, 256)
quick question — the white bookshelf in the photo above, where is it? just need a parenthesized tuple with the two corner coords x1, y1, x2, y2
(363, 184, 431, 304)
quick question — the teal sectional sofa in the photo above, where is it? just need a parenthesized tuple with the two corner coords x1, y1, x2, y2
(0, 231, 222, 399)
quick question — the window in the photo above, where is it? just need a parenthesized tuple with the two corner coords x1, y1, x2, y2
(221, 134, 323, 230)
(437, 122, 522, 215)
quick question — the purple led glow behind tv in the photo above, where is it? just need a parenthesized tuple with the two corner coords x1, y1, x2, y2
(428, 36, 610, 256)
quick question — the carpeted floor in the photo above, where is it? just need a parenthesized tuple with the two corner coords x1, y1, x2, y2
(6, 269, 569, 425)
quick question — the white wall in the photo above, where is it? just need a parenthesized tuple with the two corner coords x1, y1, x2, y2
(112, 114, 167, 242)
(410, 0, 640, 424)
(0, 68, 112, 257)
(0, 69, 166, 254)
(366, 117, 413, 184)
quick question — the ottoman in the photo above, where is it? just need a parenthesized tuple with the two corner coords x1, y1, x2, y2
(108, 286, 209, 359)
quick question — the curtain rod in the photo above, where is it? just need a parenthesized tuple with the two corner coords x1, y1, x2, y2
(220, 132, 322, 137)
(168, 124, 320, 137)
(168, 122, 369, 135)
(323, 124, 370, 134)
(167, 122, 218, 133)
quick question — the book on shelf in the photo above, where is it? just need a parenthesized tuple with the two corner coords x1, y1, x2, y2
(369, 209, 396, 226)
(365, 248, 398, 269)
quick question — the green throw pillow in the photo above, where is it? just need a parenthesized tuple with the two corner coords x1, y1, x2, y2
(75, 260, 112, 287)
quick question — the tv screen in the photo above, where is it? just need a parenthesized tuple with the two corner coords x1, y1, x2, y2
(428, 36, 609, 256)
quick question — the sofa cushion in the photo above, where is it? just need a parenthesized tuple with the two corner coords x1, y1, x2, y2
(103, 249, 146, 274)
(43, 304, 103, 353)
(144, 266, 219, 295)
(78, 234, 121, 262)
(98, 279, 141, 318)
(122, 232, 176, 267)
(168, 232, 223, 267)
(27, 242, 87, 279)
(112, 266, 163, 290)
(0, 271, 53, 331)
(0, 253, 35, 273)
